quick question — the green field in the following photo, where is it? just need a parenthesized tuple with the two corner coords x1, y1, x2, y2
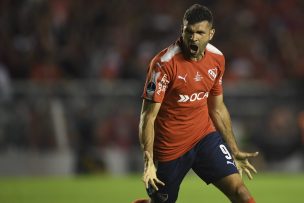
(0, 173, 303, 203)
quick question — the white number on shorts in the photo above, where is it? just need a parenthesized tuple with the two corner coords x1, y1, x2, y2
(219, 144, 232, 160)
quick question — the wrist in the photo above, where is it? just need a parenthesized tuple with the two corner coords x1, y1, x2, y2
(230, 147, 239, 156)
(143, 150, 153, 162)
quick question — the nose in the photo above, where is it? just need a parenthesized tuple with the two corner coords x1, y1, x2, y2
(190, 33, 199, 41)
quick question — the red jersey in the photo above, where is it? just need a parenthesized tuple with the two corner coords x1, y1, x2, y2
(142, 39, 225, 162)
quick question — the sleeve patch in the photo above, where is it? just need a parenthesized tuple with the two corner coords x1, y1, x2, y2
(146, 71, 161, 99)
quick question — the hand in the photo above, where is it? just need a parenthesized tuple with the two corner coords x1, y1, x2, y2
(142, 151, 165, 191)
(234, 151, 259, 180)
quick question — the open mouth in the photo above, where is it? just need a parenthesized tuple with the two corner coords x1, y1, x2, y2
(189, 44, 199, 54)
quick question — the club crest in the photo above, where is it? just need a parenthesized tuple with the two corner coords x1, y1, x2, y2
(208, 68, 217, 81)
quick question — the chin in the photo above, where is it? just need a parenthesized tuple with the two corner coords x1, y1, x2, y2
(189, 52, 202, 60)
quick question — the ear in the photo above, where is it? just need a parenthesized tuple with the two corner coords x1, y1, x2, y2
(209, 29, 215, 40)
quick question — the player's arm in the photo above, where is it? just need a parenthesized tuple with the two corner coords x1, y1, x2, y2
(207, 94, 259, 179)
(139, 99, 165, 190)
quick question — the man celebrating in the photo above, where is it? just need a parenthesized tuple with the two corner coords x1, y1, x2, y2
(135, 4, 258, 203)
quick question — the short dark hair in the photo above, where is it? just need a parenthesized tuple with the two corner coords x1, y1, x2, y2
(183, 4, 213, 26)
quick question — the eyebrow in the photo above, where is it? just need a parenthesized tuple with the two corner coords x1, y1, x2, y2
(185, 27, 206, 34)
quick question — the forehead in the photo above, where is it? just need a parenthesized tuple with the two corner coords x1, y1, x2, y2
(183, 20, 212, 31)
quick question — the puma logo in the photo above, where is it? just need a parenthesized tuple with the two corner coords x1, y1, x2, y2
(177, 74, 187, 83)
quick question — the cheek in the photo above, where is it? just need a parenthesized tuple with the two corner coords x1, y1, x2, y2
(183, 36, 191, 45)
(198, 40, 209, 50)
(181, 33, 187, 41)
(199, 36, 210, 44)
(183, 33, 191, 39)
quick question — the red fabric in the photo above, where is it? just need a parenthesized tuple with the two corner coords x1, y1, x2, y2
(132, 199, 149, 203)
(247, 197, 256, 203)
(142, 40, 225, 162)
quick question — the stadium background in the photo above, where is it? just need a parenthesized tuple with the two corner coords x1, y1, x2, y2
(0, 0, 303, 202)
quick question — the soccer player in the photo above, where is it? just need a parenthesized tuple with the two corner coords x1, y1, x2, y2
(134, 4, 258, 203)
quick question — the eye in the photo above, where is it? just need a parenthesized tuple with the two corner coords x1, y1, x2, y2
(197, 31, 206, 35)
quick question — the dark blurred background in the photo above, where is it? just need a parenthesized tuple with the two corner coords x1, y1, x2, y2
(0, 0, 303, 176)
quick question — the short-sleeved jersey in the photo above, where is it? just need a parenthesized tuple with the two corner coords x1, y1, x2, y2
(142, 39, 225, 162)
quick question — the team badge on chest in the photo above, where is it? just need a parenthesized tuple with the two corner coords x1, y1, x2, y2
(208, 67, 218, 81)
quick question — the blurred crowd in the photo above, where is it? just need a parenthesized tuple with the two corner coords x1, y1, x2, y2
(0, 0, 303, 174)
(0, 0, 303, 83)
